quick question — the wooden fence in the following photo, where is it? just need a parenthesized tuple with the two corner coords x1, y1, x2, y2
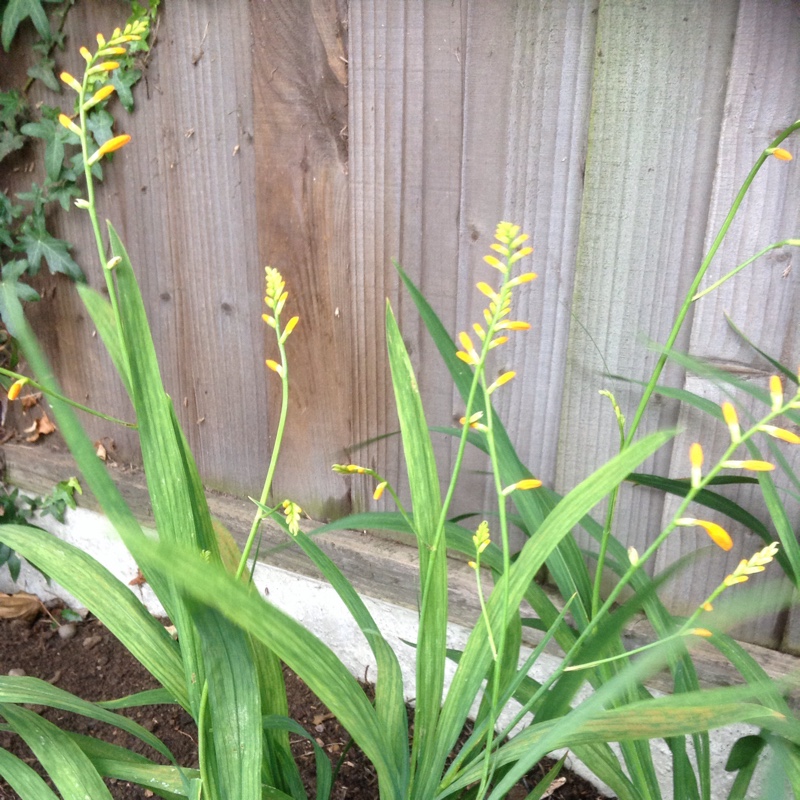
(1, 0, 799, 650)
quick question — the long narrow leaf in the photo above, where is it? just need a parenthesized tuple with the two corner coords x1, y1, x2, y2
(0, 747, 60, 800)
(385, 300, 447, 796)
(0, 524, 187, 708)
(1, 702, 114, 800)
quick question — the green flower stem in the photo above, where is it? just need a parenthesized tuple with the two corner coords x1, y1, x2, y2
(576, 397, 795, 670)
(236, 323, 290, 582)
(0, 366, 136, 427)
(591, 119, 800, 618)
(692, 239, 800, 301)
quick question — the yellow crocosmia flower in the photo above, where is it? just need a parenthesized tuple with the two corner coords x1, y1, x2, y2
(770, 375, 783, 412)
(282, 315, 299, 338)
(456, 350, 478, 365)
(476, 281, 498, 300)
(468, 560, 478, 570)
(702, 601, 713, 612)
(759, 424, 800, 444)
(508, 272, 538, 288)
(101, 46, 127, 56)
(472, 322, 485, 340)
(87, 134, 131, 165)
(457, 331, 480, 365)
(60, 71, 82, 92)
(58, 113, 82, 137)
(489, 243, 510, 256)
(689, 628, 713, 638)
(483, 254, 506, 272)
(487, 371, 516, 395)
(97, 32, 106, 48)
(80, 46, 92, 62)
(92, 61, 121, 73)
(770, 147, 792, 161)
(510, 233, 529, 249)
(265, 359, 283, 376)
(721, 460, 775, 471)
(509, 246, 534, 264)
(373, 481, 388, 501)
(495, 222, 520, 243)
(496, 320, 531, 331)
(723, 573, 749, 587)
(473, 521, 490, 550)
(502, 478, 543, 496)
(83, 84, 116, 111)
(689, 442, 703, 488)
(7, 378, 28, 401)
(283, 500, 302, 535)
(262, 313, 276, 328)
(676, 518, 733, 551)
(721, 402, 740, 443)
(488, 336, 508, 350)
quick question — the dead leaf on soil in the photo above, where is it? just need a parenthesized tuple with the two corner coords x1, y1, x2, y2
(0, 592, 43, 622)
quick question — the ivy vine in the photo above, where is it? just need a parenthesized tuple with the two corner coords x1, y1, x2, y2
(0, 0, 158, 303)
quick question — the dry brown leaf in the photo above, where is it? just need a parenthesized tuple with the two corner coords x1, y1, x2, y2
(20, 393, 40, 411)
(0, 592, 42, 622)
(95, 441, 108, 461)
(37, 412, 56, 435)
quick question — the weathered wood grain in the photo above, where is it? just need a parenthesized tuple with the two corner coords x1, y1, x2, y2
(556, 1, 739, 570)
(251, 0, 353, 519)
(657, 0, 800, 648)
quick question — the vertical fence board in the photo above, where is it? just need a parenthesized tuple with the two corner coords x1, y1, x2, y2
(556, 1, 739, 570)
(657, 0, 800, 648)
(251, 0, 352, 519)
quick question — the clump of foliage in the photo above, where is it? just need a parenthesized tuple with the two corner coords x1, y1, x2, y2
(0, 0, 157, 299)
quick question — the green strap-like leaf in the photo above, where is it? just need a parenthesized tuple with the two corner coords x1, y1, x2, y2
(385, 300, 447, 795)
(0, 746, 60, 800)
(1, 703, 114, 799)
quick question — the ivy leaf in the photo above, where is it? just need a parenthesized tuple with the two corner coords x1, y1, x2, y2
(0, 127, 25, 162)
(0, 89, 27, 128)
(19, 227, 83, 280)
(0, 194, 23, 248)
(20, 118, 64, 181)
(2, 0, 51, 51)
(26, 54, 60, 92)
(48, 181, 81, 211)
(1, 260, 40, 302)
(86, 108, 115, 146)
(111, 67, 141, 112)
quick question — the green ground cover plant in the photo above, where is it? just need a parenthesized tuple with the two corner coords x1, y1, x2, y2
(0, 15, 799, 800)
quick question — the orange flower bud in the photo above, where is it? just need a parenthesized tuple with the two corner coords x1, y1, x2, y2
(676, 518, 733, 551)
(87, 134, 131, 165)
(58, 113, 82, 137)
(7, 379, 27, 401)
(770, 375, 783, 412)
(770, 148, 792, 161)
(60, 71, 82, 92)
(721, 402, 740, 443)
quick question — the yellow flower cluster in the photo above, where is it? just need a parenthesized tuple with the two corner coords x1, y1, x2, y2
(58, 21, 148, 165)
(455, 222, 536, 395)
(724, 542, 779, 587)
(262, 267, 299, 376)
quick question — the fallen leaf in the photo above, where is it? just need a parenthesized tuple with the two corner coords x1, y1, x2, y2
(128, 568, 147, 586)
(37, 412, 56, 435)
(95, 441, 107, 461)
(0, 592, 42, 622)
(20, 393, 41, 411)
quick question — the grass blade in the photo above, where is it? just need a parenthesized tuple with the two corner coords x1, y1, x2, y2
(0, 747, 60, 800)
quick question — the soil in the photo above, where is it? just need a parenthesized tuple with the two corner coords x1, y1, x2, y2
(0, 606, 611, 799)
